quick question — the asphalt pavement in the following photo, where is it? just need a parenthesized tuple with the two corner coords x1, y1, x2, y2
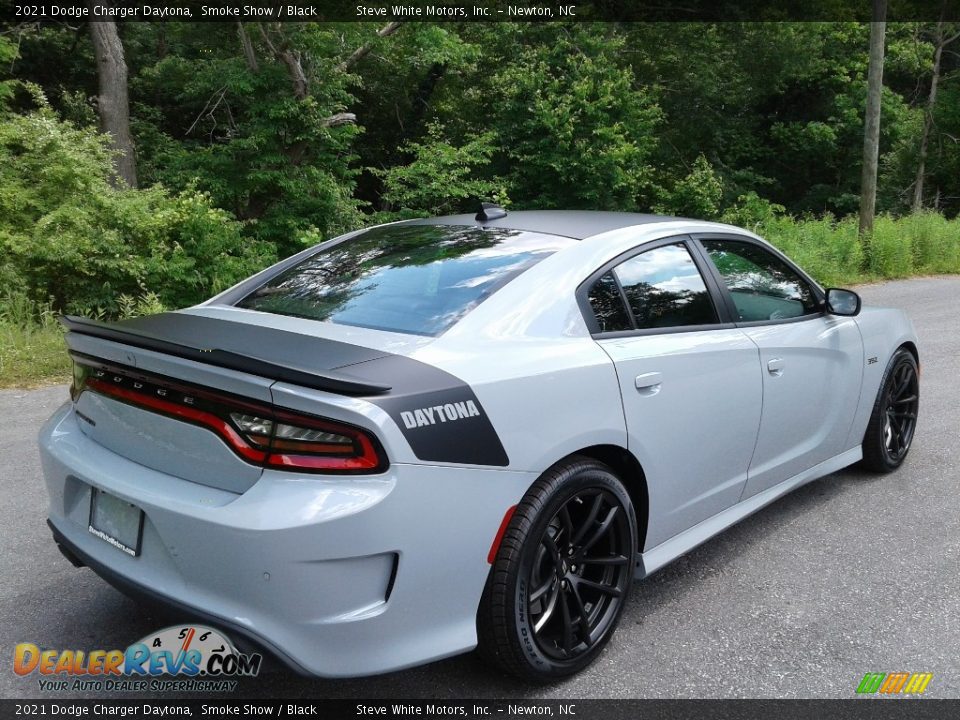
(2, 276, 958, 699)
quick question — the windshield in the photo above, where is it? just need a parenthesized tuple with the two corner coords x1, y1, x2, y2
(235, 223, 575, 336)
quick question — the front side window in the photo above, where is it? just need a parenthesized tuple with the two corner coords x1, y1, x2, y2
(701, 239, 820, 322)
(609, 243, 718, 330)
(236, 224, 575, 336)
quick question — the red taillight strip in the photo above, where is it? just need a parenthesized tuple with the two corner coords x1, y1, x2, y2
(270, 439, 354, 454)
(266, 452, 380, 471)
(82, 370, 387, 474)
(87, 378, 268, 463)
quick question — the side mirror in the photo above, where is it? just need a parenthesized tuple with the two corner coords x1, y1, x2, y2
(825, 288, 861, 317)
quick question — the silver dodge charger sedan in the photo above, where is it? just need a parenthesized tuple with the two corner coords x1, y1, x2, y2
(39, 208, 920, 680)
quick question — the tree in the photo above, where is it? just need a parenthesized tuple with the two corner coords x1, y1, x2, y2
(465, 25, 662, 210)
(10, 19, 960, 233)
(378, 125, 506, 215)
(0, 96, 273, 314)
(912, 17, 960, 212)
(87, 14, 138, 188)
(859, 0, 887, 236)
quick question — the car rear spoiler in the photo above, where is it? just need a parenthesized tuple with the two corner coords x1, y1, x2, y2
(60, 315, 392, 396)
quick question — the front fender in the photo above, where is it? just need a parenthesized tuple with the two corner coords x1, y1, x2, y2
(845, 306, 919, 448)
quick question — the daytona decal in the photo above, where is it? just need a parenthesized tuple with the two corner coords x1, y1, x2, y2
(400, 400, 481, 429)
(369, 388, 509, 467)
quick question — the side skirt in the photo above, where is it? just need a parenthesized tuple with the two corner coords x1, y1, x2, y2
(636, 446, 862, 579)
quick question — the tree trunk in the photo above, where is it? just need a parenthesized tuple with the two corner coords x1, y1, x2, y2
(237, 22, 258, 73)
(859, 0, 887, 237)
(88, 15, 138, 188)
(409, 62, 446, 132)
(337, 22, 402, 72)
(912, 25, 943, 212)
(912, 19, 960, 212)
(257, 24, 308, 99)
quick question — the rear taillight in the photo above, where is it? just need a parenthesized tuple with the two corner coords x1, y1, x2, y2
(231, 410, 382, 471)
(73, 358, 388, 474)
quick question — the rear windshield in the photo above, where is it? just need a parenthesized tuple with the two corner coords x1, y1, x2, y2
(235, 224, 575, 336)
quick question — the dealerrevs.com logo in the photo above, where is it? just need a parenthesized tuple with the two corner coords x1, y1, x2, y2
(14, 625, 262, 693)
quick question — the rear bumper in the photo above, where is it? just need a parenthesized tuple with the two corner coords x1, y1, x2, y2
(47, 518, 311, 674)
(39, 403, 534, 677)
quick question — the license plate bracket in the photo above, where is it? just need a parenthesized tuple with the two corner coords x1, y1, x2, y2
(88, 488, 144, 557)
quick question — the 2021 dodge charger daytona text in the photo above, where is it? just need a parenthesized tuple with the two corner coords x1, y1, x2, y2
(39, 209, 920, 680)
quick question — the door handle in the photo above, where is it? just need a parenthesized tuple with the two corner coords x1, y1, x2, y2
(635, 372, 663, 395)
(767, 358, 785, 376)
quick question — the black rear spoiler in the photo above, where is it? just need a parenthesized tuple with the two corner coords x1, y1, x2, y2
(60, 315, 392, 396)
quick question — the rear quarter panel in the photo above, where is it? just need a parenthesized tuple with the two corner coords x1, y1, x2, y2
(412, 337, 627, 473)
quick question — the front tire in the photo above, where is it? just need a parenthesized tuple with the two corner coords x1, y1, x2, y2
(861, 348, 919, 473)
(477, 456, 637, 681)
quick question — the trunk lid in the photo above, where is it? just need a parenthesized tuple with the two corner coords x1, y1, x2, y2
(63, 309, 426, 493)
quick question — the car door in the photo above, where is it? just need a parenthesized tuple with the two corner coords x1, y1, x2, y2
(581, 237, 763, 550)
(695, 236, 864, 500)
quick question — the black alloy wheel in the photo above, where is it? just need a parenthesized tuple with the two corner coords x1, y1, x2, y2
(862, 348, 920, 472)
(526, 488, 632, 661)
(477, 457, 638, 681)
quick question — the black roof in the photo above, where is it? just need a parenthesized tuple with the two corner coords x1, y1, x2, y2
(402, 210, 688, 240)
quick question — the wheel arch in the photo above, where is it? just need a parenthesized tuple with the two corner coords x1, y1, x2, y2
(859, 340, 920, 473)
(900, 340, 919, 367)
(553, 444, 649, 554)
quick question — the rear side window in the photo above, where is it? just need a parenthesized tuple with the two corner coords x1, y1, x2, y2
(236, 224, 575, 336)
(613, 243, 718, 330)
(587, 272, 633, 333)
(585, 243, 718, 333)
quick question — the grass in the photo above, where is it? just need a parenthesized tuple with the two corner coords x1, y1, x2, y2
(761, 210, 960, 286)
(0, 290, 166, 389)
(0, 292, 70, 389)
(2, 211, 959, 389)
(0, 319, 70, 389)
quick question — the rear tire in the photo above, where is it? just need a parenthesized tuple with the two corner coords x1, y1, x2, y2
(477, 456, 637, 681)
(861, 348, 919, 473)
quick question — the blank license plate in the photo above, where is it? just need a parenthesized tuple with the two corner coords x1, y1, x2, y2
(88, 488, 144, 556)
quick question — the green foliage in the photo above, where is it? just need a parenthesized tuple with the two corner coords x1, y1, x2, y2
(489, 27, 661, 210)
(0, 102, 275, 317)
(655, 156, 725, 220)
(751, 212, 960, 286)
(0, 292, 70, 388)
(867, 215, 915, 278)
(6, 20, 960, 387)
(0, 290, 58, 329)
(0, 286, 162, 388)
(129, 23, 364, 256)
(0, 320, 70, 388)
(7, 20, 960, 223)
(855, 212, 960, 279)
(900, 211, 960, 273)
(378, 125, 507, 216)
(721, 192, 787, 232)
(762, 215, 865, 286)
(0, 37, 19, 106)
